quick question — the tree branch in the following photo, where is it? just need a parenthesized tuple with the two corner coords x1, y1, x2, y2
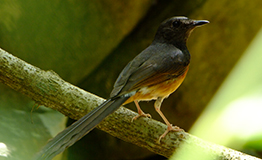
(0, 48, 260, 160)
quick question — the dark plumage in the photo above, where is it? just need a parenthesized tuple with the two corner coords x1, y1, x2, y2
(34, 16, 209, 160)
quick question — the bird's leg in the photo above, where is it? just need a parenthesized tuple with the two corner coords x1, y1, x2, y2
(154, 97, 184, 143)
(131, 100, 151, 122)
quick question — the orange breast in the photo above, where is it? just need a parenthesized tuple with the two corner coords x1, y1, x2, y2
(123, 66, 189, 105)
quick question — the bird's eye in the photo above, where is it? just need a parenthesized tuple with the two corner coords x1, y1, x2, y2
(172, 20, 181, 28)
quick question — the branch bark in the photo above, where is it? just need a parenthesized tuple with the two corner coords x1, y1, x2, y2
(0, 48, 260, 160)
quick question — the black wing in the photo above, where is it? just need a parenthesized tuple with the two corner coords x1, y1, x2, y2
(110, 44, 190, 97)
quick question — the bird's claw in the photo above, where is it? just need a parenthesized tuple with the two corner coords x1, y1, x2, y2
(131, 112, 151, 122)
(157, 125, 184, 143)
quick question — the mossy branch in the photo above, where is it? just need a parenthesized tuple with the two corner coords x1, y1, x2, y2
(0, 48, 260, 160)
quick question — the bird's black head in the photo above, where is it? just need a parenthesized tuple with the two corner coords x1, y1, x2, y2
(153, 16, 209, 47)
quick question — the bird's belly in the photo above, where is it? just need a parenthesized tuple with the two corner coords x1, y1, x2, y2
(123, 68, 188, 104)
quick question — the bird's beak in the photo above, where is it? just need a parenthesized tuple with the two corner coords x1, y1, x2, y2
(193, 20, 209, 27)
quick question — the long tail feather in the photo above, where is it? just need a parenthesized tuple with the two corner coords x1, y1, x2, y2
(34, 96, 129, 160)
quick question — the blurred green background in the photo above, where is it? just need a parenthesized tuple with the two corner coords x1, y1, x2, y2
(0, 0, 262, 160)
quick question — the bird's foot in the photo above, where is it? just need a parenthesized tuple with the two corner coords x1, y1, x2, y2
(131, 111, 151, 122)
(157, 124, 184, 143)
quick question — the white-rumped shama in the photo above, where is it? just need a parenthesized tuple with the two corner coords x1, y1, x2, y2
(35, 16, 209, 160)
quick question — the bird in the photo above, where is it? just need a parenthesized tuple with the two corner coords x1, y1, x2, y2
(34, 16, 209, 160)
